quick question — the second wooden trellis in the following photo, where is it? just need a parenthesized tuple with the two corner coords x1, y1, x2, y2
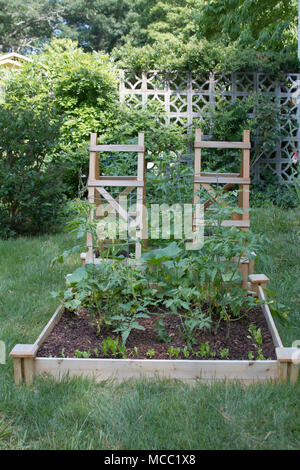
(193, 128, 254, 288)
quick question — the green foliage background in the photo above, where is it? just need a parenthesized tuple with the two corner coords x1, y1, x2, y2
(0, 1, 299, 236)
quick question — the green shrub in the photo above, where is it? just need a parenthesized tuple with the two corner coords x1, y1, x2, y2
(251, 182, 298, 209)
(0, 103, 65, 237)
(113, 38, 298, 75)
(2, 38, 119, 197)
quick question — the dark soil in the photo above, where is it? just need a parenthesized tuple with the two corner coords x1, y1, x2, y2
(37, 306, 276, 360)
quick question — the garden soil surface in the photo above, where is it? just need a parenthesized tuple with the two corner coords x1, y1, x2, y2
(37, 306, 276, 360)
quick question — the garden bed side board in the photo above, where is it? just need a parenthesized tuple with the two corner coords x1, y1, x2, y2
(10, 274, 299, 386)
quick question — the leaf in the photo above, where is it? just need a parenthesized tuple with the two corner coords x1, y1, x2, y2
(180, 301, 190, 310)
(131, 323, 145, 331)
(141, 242, 182, 265)
(49, 291, 60, 298)
(66, 267, 88, 285)
(222, 271, 242, 282)
(121, 330, 130, 344)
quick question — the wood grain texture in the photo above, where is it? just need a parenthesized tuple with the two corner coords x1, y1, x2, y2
(90, 145, 144, 152)
(34, 357, 280, 384)
(194, 141, 251, 149)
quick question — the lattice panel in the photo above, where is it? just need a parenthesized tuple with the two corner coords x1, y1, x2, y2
(119, 70, 300, 182)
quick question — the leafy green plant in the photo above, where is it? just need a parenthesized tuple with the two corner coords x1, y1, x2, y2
(155, 319, 172, 343)
(74, 349, 91, 358)
(101, 337, 119, 357)
(132, 346, 139, 357)
(146, 349, 155, 358)
(52, 184, 268, 359)
(177, 309, 212, 348)
(188, 190, 264, 335)
(247, 324, 265, 361)
(220, 348, 229, 359)
(248, 351, 254, 360)
(182, 346, 190, 359)
(264, 287, 291, 323)
(101, 337, 127, 358)
(167, 346, 181, 359)
(196, 342, 211, 358)
(112, 310, 149, 345)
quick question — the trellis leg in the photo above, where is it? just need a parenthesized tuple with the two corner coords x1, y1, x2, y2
(136, 132, 147, 258)
(238, 130, 251, 287)
(193, 129, 202, 231)
(238, 130, 250, 229)
(239, 261, 249, 290)
(86, 133, 99, 264)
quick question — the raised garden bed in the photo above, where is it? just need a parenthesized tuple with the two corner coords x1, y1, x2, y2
(10, 275, 299, 386)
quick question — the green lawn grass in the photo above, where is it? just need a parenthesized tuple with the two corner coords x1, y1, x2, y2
(0, 207, 300, 450)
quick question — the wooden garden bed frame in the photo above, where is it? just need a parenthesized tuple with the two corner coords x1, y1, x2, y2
(10, 274, 299, 386)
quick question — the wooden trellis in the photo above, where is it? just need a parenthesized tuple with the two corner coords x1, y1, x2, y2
(193, 129, 253, 288)
(82, 132, 147, 264)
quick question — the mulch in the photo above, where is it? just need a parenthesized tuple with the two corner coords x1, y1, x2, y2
(37, 305, 276, 360)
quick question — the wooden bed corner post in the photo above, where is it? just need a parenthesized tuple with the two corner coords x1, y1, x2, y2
(10, 344, 38, 385)
(276, 347, 300, 386)
(249, 274, 270, 297)
(136, 132, 147, 258)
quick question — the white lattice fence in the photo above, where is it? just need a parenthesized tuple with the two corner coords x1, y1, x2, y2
(119, 70, 300, 183)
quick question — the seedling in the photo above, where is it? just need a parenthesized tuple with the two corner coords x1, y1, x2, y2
(182, 345, 190, 358)
(132, 346, 139, 357)
(101, 337, 119, 357)
(247, 324, 265, 360)
(101, 337, 127, 358)
(220, 348, 229, 359)
(167, 346, 180, 359)
(74, 349, 91, 358)
(146, 349, 155, 358)
(196, 342, 211, 358)
(156, 319, 172, 343)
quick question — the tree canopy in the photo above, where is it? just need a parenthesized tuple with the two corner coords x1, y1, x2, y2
(0, 0, 139, 53)
(0, 0, 298, 72)
(197, 0, 298, 52)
